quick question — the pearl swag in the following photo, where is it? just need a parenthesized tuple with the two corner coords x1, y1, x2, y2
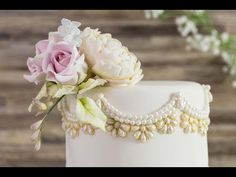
(60, 84, 212, 142)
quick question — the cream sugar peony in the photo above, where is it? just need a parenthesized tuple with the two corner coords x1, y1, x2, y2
(24, 18, 144, 150)
(80, 27, 143, 85)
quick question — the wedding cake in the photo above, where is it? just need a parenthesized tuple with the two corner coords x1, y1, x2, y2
(24, 18, 213, 167)
(64, 81, 212, 167)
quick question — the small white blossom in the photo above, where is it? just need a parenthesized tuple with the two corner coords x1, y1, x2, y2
(194, 10, 205, 15)
(184, 10, 205, 16)
(144, 10, 151, 19)
(30, 119, 43, 130)
(201, 42, 210, 52)
(145, 10, 164, 19)
(222, 66, 228, 73)
(232, 80, 236, 88)
(176, 16, 197, 37)
(185, 45, 192, 51)
(31, 129, 41, 141)
(211, 29, 218, 37)
(58, 18, 82, 47)
(221, 32, 229, 43)
(31, 119, 44, 151)
(213, 48, 220, 56)
(185, 30, 222, 56)
(34, 139, 41, 151)
(195, 34, 203, 40)
(175, 16, 188, 26)
(230, 67, 236, 76)
(222, 52, 230, 64)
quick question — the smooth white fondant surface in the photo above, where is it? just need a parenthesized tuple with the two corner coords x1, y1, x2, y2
(66, 81, 209, 167)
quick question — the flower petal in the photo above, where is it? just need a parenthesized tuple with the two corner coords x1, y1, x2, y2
(76, 97, 107, 131)
(30, 119, 43, 130)
(78, 78, 107, 95)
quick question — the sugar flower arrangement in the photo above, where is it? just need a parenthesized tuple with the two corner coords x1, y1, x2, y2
(24, 18, 143, 151)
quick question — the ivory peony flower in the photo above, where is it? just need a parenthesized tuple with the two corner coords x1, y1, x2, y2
(80, 27, 143, 85)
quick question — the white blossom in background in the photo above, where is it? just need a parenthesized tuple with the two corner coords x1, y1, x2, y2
(222, 66, 228, 73)
(221, 52, 236, 76)
(221, 32, 229, 43)
(193, 10, 205, 15)
(144, 10, 164, 19)
(222, 52, 231, 64)
(175, 16, 198, 37)
(185, 10, 205, 16)
(185, 30, 221, 56)
(232, 80, 236, 88)
(144, 10, 236, 88)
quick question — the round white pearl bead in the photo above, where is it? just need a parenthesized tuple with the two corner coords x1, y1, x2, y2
(163, 107, 169, 112)
(170, 100, 175, 106)
(127, 113, 133, 119)
(136, 120, 141, 125)
(141, 120, 147, 125)
(153, 118, 158, 123)
(110, 112, 115, 118)
(114, 116, 119, 121)
(130, 120, 135, 125)
(171, 113, 177, 118)
(147, 119, 152, 124)
(119, 119, 124, 123)
(166, 105, 172, 110)
(124, 119, 130, 124)
(116, 111, 122, 117)
(149, 115, 154, 119)
(155, 112, 159, 117)
(139, 115, 144, 119)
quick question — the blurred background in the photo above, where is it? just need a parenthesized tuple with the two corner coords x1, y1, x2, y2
(0, 10, 236, 167)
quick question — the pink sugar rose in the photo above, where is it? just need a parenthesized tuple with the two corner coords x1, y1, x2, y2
(24, 55, 45, 85)
(42, 41, 87, 85)
(24, 40, 48, 84)
(25, 32, 87, 85)
(35, 40, 49, 55)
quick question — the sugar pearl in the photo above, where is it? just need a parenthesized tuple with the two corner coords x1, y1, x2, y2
(127, 113, 133, 119)
(119, 119, 124, 123)
(130, 120, 135, 125)
(147, 119, 152, 124)
(141, 120, 147, 125)
(124, 119, 130, 124)
(153, 118, 158, 123)
(149, 115, 154, 119)
(136, 120, 141, 125)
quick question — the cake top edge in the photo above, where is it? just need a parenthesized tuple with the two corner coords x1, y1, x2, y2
(98, 80, 203, 88)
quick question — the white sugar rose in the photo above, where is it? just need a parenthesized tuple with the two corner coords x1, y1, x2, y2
(80, 27, 143, 85)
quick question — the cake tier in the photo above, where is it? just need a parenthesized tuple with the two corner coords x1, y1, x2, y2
(65, 81, 210, 167)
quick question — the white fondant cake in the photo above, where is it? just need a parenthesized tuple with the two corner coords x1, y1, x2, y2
(65, 81, 211, 167)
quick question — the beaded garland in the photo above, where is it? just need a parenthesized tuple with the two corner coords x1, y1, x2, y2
(60, 84, 212, 142)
